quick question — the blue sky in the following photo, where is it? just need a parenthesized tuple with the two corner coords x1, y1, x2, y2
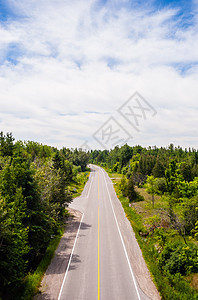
(0, 1, 13, 20)
(0, 0, 198, 149)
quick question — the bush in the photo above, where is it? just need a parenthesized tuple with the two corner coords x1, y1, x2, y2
(155, 177, 167, 194)
(118, 176, 128, 197)
(158, 241, 198, 276)
(121, 166, 128, 175)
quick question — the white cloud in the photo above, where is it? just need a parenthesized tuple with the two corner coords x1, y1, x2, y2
(0, 0, 198, 149)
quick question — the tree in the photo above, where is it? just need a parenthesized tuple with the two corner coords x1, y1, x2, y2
(180, 196, 198, 235)
(152, 159, 165, 178)
(72, 149, 89, 171)
(0, 133, 86, 298)
(191, 220, 198, 240)
(0, 189, 29, 291)
(34, 158, 72, 222)
(178, 161, 192, 182)
(0, 156, 52, 267)
(127, 177, 137, 202)
(119, 176, 128, 197)
(159, 241, 198, 276)
(126, 177, 143, 202)
(154, 177, 167, 195)
(168, 205, 187, 244)
(53, 151, 63, 170)
(146, 175, 157, 208)
(0, 132, 15, 157)
(165, 159, 183, 198)
(119, 144, 133, 169)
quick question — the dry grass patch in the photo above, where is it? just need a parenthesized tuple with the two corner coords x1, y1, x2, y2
(186, 273, 198, 291)
(133, 188, 169, 221)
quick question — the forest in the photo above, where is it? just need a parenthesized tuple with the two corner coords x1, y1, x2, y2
(90, 144, 198, 299)
(1, 133, 198, 299)
(0, 132, 89, 299)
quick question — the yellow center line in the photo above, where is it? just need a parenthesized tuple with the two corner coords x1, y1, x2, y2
(98, 207, 100, 300)
(98, 171, 100, 200)
(98, 173, 100, 300)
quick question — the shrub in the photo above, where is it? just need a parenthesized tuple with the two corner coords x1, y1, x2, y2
(158, 241, 198, 276)
(127, 177, 144, 202)
(118, 176, 128, 197)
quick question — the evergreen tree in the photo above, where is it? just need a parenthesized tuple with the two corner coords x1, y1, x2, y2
(152, 159, 165, 178)
(127, 177, 137, 202)
(0, 132, 15, 157)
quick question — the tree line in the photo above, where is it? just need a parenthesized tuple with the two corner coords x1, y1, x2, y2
(90, 143, 198, 202)
(0, 132, 89, 299)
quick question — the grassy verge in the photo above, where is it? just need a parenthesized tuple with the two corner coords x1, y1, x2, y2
(108, 171, 198, 300)
(69, 170, 90, 198)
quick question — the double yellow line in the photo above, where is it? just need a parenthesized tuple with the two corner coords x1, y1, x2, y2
(98, 173, 100, 300)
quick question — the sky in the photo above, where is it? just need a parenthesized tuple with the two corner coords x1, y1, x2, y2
(0, 0, 197, 150)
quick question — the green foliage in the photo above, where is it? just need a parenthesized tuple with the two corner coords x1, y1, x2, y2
(121, 165, 128, 175)
(127, 177, 139, 202)
(118, 176, 128, 197)
(159, 241, 198, 276)
(118, 175, 144, 202)
(0, 132, 89, 299)
(152, 159, 165, 178)
(1, 136, 198, 299)
(72, 165, 82, 176)
(178, 161, 193, 182)
(0, 132, 15, 157)
(112, 162, 120, 172)
(180, 196, 198, 235)
(90, 144, 198, 188)
(115, 185, 145, 234)
(0, 189, 29, 290)
(191, 220, 198, 240)
(21, 228, 64, 300)
(164, 160, 198, 199)
(145, 215, 161, 233)
(71, 149, 89, 171)
(118, 144, 133, 169)
(187, 177, 198, 198)
(154, 177, 167, 194)
(145, 175, 157, 208)
(153, 227, 168, 247)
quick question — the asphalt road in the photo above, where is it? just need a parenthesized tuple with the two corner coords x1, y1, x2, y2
(58, 165, 153, 300)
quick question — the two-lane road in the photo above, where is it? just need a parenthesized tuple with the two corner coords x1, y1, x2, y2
(58, 165, 154, 300)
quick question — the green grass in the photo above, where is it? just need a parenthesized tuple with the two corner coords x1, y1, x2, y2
(134, 187, 169, 219)
(21, 228, 64, 300)
(68, 171, 90, 198)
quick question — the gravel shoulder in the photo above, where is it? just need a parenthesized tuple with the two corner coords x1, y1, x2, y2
(34, 208, 82, 300)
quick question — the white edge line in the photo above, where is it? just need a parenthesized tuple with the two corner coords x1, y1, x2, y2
(58, 213, 84, 300)
(102, 170, 141, 300)
(87, 175, 93, 198)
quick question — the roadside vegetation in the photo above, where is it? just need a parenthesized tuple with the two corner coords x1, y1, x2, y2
(0, 132, 89, 300)
(1, 134, 198, 300)
(90, 144, 198, 300)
